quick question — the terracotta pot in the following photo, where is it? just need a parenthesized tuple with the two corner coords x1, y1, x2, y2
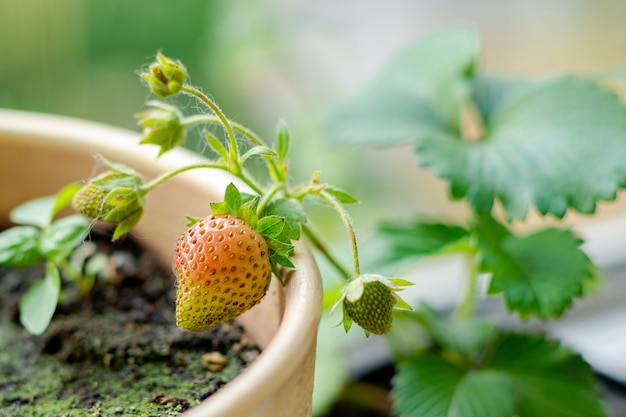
(0, 109, 323, 417)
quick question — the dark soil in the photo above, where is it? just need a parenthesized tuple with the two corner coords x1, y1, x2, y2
(0, 230, 261, 417)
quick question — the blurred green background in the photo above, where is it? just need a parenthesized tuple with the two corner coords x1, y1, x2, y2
(2, 1, 626, 415)
(2, 0, 625, 233)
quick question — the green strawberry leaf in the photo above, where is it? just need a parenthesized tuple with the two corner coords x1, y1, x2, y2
(53, 183, 83, 217)
(104, 197, 144, 223)
(185, 216, 202, 227)
(265, 198, 306, 240)
(209, 201, 232, 216)
(322, 185, 359, 204)
(413, 303, 497, 360)
(111, 209, 144, 241)
(267, 237, 294, 258)
(472, 74, 532, 122)
(377, 219, 470, 265)
(19, 262, 61, 335)
(419, 75, 626, 220)
(275, 119, 290, 165)
(224, 182, 243, 212)
(473, 214, 596, 319)
(95, 154, 140, 177)
(40, 215, 90, 263)
(0, 226, 42, 267)
(238, 195, 260, 227)
(270, 252, 295, 284)
(204, 129, 229, 161)
(270, 252, 295, 269)
(9, 195, 57, 228)
(257, 216, 285, 239)
(266, 198, 307, 223)
(104, 187, 138, 207)
(325, 26, 626, 220)
(241, 146, 277, 163)
(392, 332, 607, 417)
(393, 352, 516, 417)
(487, 333, 607, 417)
(325, 27, 479, 146)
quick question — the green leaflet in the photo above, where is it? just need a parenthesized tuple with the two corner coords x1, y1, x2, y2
(377, 219, 470, 265)
(473, 214, 596, 319)
(325, 27, 626, 220)
(419, 75, 626, 220)
(392, 332, 607, 417)
(19, 262, 61, 336)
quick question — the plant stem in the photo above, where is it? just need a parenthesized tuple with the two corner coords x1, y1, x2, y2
(455, 249, 480, 318)
(318, 190, 361, 278)
(302, 225, 350, 280)
(181, 86, 242, 174)
(140, 161, 263, 196)
(183, 114, 264, 146)
(256, 182, 285, 218)
(460, 100, 485, 142)
(141, 162, 227, 193)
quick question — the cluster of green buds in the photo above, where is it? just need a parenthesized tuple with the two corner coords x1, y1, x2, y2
(89, 53, 416, 338)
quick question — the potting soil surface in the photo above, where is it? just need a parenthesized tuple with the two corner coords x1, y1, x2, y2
(0, 230, 261, 416)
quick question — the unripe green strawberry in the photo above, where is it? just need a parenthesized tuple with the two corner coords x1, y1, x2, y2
(174, 214, 272, 332)
(344, 280, 396, 335)
(72, 171, 120, 220)
(334, 274, 413, 337)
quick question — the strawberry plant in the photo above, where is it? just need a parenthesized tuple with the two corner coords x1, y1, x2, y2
(324, 27, 626, 417)
(0, 53, 410, 340)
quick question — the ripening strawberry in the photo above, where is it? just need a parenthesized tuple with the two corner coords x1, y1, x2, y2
(174, 214, 272, 331)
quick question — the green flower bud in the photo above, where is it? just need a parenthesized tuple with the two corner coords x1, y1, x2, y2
(333, 274, 413, 337)
(141, 53, 187, 98)
(135, 101, 185, 155)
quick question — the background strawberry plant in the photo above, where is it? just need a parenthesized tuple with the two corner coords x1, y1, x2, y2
(324, 27, 626, 417)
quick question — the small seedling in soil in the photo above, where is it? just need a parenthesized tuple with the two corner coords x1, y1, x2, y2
(0, 186, 110, 335)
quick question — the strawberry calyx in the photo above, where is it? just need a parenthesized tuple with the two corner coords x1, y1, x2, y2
(203, 183, 306, 283)
(135, 101, 186, 156)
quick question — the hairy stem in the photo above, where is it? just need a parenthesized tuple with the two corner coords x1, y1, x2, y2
(183, 114, 264, 146)
(141, 162, 264, 196)
(142, 163, 227, 193)
(256, 182, 285, 218)
(180, 92, 284, 189)
(318, 190, 361, 278)
(181, 86, 242, 174)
